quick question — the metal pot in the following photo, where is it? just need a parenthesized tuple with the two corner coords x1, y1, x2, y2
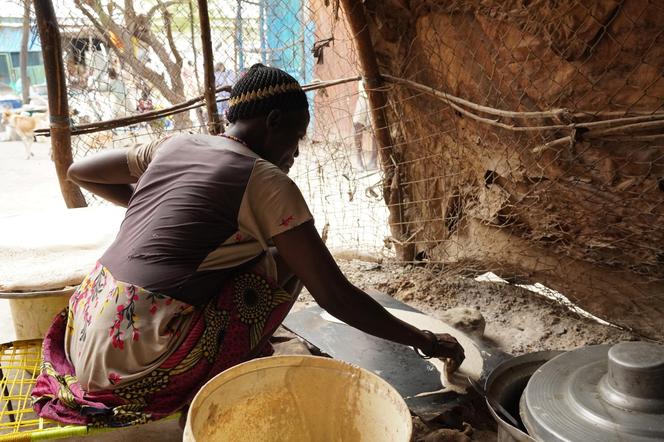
(520, 342, 664, 442)
(486, 341, 664, 441)
(484, 350, 563, 442)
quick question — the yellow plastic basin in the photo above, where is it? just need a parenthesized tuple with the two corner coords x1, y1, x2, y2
(3, 287, 74, 340)
(184, 355, 412, 442)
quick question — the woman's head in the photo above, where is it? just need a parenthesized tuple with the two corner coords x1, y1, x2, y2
(226, 64, 309, 173)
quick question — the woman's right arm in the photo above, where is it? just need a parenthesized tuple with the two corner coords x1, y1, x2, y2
(272, 220, 465, 367)
(67, 149, 137, 207)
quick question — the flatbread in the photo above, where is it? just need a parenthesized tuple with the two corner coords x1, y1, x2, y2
(0, 207, 125, 292)
(320, 308, 483, 394)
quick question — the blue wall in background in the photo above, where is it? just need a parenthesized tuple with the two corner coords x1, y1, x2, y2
(264, 0, 315, 126)
(264, 0, 314, 85)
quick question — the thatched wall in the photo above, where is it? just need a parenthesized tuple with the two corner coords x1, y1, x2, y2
(360, 0, 664, 339)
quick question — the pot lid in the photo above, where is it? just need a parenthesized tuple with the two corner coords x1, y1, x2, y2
(521, 342, 664, 442)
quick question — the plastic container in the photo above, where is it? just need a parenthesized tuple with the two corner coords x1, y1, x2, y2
(3, 287, 74, 340)
(184, 355, 412, 442)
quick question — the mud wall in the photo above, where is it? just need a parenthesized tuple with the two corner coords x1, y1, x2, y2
(360, 0, 664, 339)
(311, 0, 359, 142)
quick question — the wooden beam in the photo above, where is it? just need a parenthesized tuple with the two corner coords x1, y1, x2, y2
(338, 0, 413, 261)
(34, 0, 86, 208)
(197, 0, 223, 135)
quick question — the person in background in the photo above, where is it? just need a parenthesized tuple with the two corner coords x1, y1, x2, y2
(136, 90, 154, 114)
(214, 62, 236, 121)
(32, 64, 464, 428)
(352, 80, 379, 171)
(105, 67, 131, 119)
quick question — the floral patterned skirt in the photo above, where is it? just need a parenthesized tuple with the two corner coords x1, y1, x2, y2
(31, 262, 296, 427)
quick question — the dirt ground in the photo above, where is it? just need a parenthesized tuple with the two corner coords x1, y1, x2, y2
(347, 261, 633, 355)
(298, 259, 634, 357)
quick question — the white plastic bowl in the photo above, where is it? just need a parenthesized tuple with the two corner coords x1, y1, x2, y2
(184, 355, 412, 442)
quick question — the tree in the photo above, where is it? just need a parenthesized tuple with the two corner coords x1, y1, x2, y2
(75, 0, 192, 129)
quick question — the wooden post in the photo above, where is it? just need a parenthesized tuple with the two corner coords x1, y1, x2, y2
(20, 0, 31, 105)
(34, 0, 86, 208)
(339, 0, 413, 261)
(235, 0, 244, 71)
(197, 0, 222, 135)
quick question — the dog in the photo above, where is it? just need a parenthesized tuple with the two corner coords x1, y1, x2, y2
(1, 110, 45, 159)
(81, 131, 114, 151)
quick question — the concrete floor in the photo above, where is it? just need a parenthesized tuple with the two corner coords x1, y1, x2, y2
(0, 140, 61, 345)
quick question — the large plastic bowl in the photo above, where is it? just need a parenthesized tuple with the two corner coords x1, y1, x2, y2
(184, 355, 412, 442)
(1, 287, 75, 340)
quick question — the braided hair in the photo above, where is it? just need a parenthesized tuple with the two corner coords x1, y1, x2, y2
(226, 64, 308, 123)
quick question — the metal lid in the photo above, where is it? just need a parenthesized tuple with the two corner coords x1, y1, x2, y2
(521, 342, 664, 442)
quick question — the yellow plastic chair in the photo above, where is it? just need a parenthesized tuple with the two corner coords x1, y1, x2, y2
(0, 340, 179, 441)
(0, 339, 90, 440)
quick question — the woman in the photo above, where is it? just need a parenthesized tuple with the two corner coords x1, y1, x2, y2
(32, 64, 464, 427)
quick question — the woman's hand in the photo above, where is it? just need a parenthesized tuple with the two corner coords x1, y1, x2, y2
(428, 333, 465, 371)
(273, 221, 467, 367)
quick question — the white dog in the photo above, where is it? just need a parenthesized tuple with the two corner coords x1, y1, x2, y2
(1, 110, 45, 159)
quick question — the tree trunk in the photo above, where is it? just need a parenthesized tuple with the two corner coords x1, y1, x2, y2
(20, 0, 31, 104)
(34, 0, 87, 208)
(339, 0, 414, 261)
(75, 0, 192, 129)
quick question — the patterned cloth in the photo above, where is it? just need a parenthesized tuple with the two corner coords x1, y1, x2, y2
(32, 261, 295, 427)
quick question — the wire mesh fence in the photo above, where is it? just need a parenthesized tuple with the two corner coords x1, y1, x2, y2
(17, 0, 389, 257)
(358, 0, 664, 340)
(11, 0, 664, 339)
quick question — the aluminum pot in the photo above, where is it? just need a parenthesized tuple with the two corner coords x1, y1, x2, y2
(484, 350, 563, 442)
(520, 342, 664, 442)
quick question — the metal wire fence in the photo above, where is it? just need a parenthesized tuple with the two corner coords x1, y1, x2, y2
(12, 0, 664, 339)
(356, 0, 664, 340)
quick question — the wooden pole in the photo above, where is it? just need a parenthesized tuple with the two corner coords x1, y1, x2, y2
(34, 76, 361, 137)
(235, 0, 244, 71)
(34, 0, 86, 208)
(20, 0, 31, 104)
(338, 0, 413, 261)
(197, 0, 222, 135)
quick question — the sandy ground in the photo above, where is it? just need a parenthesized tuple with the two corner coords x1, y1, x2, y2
(0, 138, 636, 441)
(0, 140, 68, 344)
(324, 261, 635, 356)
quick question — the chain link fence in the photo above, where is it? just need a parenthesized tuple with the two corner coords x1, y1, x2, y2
(12, 0, 664, 339)
(16, 0, 389, 258)
(359, 0, 664, 339)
